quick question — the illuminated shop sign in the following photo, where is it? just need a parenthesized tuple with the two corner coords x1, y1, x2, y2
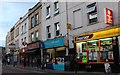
(104, 8, 113, 25)
(74, 27, 120, 42)
(75, 34, 93, 41)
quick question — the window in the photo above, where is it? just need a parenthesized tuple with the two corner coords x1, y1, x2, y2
(87, 2, 98, 24)
(21, 26, 23, 35)
(88, 40, 99, 62)
(21, 39, 23, 44)
(73, 9, 83, 29)
(46, 6, 50, 19)
(35, 31, 39, 41)
(55, 22, 60, 36)
(54, 2, 59, 14)
(31, 16, 34, 28)
(31, 33, 34, 42)
(24, 23, 26, 33)
(47, 26, 51, 38)
(35, 14, 39, 26)
(24, 37, 26, 42)
(77, 42, 87, 63)
(100, 38, 113, 62)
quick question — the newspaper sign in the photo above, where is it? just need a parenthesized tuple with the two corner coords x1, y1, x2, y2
(104, 62, 111, 73)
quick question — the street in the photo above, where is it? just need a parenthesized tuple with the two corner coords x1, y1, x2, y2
(2, 65, 120, 75)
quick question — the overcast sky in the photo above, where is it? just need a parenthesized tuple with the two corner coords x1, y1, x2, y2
(0, 0, 39, 47)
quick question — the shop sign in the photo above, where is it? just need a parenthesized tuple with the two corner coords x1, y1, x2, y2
(75, 34, 93, 41)
(27, 42, 39, 49)
(22, 41, 27, 46)
(104, 8, 113, 25)
(44, 37, 64, 48)
(74, 27, 120, 42)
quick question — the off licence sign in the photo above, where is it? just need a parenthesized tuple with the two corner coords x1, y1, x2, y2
(104, 8, 113, 25)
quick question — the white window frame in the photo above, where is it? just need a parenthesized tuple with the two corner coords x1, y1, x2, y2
(46, 6, 51, 19)
(55, 22, 60, 36)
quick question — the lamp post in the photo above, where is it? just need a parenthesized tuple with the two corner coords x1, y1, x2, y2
(66, 0, 69, 56)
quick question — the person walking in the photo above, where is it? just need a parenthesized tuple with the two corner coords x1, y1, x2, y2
(74, 54, 78, 74)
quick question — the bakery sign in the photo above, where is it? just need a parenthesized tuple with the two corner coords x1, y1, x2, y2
(104, 8, 113, 25)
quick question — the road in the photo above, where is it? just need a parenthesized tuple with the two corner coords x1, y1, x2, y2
(2, 65, 120, 75)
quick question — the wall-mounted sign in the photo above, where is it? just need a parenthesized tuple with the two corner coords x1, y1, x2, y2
(104, 8, 113, 25)
(75, 34, 93, 41)
(43, 37, 64, 48)
(74, 27, 120, 42)
(22, 41, 27, 46)
(27, 42, 39, 50)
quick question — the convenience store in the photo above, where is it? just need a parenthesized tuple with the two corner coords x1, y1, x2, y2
(74, 27, 120, 72)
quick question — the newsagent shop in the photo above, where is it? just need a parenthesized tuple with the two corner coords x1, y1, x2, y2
(74, 27, 120, 72)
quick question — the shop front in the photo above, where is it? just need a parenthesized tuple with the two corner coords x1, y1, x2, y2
(74, 27, 120, 72)
(43, 37, 65, 70)
(19, 47, 27, 67)
(27, 41, 41, 68)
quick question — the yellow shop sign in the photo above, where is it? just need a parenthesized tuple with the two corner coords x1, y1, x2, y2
(74, 27, 120, 42)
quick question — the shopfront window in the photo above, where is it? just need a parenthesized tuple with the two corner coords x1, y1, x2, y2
(77, 42, 87, 63)
(100, 38, 113, 62)
(88, 40, 99, 62)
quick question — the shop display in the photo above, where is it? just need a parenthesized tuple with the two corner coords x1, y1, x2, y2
(88, 40, 98, 62)
(100, 38, 113, 62)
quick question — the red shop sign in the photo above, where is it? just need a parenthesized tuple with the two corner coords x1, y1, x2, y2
(104, 8, 113, 25)
(27, 43, 37, 49)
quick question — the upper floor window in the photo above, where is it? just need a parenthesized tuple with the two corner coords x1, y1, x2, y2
(24, 23, 27, 33)
(21, 26, 23, 34)
(73, 9, 83, 29)
(46, 6, 50, 19)
(24, 37, 26, 42)
(31, 33, 34, 42)
(47, 26, 51, 38)
(54, 2, 59, 15)
(55, 22, 60, 36)
(87, 2, 98, 24)
(31, 16, 34, 28)
(35, 14, 39, 26)
(35, 31, 39, 41)
(21, 39, 23, 43)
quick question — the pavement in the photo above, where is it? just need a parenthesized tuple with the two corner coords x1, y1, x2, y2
(4, 64, 119, 74)
(2, 65, 120, 75)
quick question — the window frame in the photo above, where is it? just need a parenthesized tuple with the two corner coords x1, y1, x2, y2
(35, 30, 39, 41)
(31, 16, 34, 28)
(55, 22, 60, 36)
(87, 2, 98, 25)
(47, 26, 51, 38)
(31, 33, 34, 42)
(46, 6, 51, 19)
(35, 13, 39, 26)
(54, 1, 59, 15)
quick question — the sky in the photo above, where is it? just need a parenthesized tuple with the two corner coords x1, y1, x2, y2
(0, 0, 39, 47)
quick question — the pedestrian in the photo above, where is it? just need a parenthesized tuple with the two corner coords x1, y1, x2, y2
(13, 56, 17, 67)
(74, 54, 78, 74)
(7, 58, 10, 65)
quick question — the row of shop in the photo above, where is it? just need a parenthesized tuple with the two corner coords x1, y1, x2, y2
(17, 26, 120, 72)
